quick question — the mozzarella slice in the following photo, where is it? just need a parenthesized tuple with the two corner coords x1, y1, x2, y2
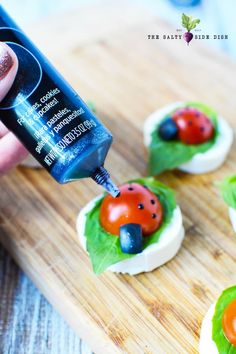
(76, 195, 184, 275)
(143, 102, 234, 174)
(229, 207, 236, 232)
(199, 303, 218, 354)
(21, 155, 42, 168)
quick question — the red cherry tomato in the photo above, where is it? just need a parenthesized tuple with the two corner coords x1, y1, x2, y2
(222, 299, 236, 346)
(100, 183, 163, 236)
(172, 107, 214, 145)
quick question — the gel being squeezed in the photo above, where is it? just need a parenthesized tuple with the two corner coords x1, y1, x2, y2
(0, 6, 119, 197)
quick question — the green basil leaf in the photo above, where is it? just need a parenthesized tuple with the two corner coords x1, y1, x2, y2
(86, 100, 96, 113)
(148, 102, 219, 175)
(212, 286, 236, 353)
(219, 175, 236, 209)
(84, 177, 176, 274)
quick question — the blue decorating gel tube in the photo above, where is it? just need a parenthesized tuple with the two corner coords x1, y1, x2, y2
(0, 6, 120, 197)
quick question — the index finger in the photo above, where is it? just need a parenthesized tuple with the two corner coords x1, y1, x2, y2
(0, 131, 28, 174)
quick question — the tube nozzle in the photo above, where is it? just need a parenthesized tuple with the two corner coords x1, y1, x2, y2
(91, 166, 120, 198)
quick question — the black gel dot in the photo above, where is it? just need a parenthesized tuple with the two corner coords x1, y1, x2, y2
(152, 213, 157, 219)
(150, 199, 155, 205)
(138, 203, 144, 210)
(128, 186, 134, 191)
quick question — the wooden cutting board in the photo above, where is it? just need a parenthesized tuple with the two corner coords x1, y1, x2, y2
(1, 1, 236, 353)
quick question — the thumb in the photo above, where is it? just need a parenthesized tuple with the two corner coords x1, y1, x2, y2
(0, 42, 18, 130)
(0, 41, 18, 101)
(0, 42, 28, 174)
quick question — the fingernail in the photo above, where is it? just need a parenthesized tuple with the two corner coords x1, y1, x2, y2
(0, 43, 13, 80)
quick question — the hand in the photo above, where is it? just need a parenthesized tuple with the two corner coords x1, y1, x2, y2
(0, 42, 28, 175)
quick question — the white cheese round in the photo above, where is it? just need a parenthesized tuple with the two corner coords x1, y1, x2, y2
(21, 155, 42, 168)
(199, 303, 218, 354)
(143, 102, 234, 174)
(229, 207, 236, 232)
(76, 195, 184, 275)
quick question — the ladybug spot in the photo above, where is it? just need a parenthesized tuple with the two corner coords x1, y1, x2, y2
(143, 185, 148, 189)
(128, 186, 134, 191)
(150, 199, 155, 205)
(138, 203, 144, 210)
(152, 213, 157, 218)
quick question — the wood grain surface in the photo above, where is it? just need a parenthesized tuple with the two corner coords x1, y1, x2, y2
(1, 1, 236, 353)
(0, 245, 92, 354)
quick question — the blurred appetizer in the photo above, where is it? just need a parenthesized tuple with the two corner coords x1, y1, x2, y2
(86, 100, 96, 113)
(199, 286, 236, 353)
(144, 102, 233, 175)
(77, 177, 184, 275)
(21, 154, 42, 168)
(219, 175, 236, 232)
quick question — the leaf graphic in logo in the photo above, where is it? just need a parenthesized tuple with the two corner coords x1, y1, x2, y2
(182, 13, 190, 29)
(189, 18, 200, 30)
(182, 13, 200, 45)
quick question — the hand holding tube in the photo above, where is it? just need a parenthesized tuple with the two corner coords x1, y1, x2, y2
(0, 42, 28, 175)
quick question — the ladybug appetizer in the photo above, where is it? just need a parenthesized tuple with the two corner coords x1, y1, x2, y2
(199, 286, 236, 354)
(144, 102, 233, 175)
(218, 175, 236, 233)
(100, 183, 163, 237)
(172, 107, 214, 145)
(77, 178, 184, 274)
